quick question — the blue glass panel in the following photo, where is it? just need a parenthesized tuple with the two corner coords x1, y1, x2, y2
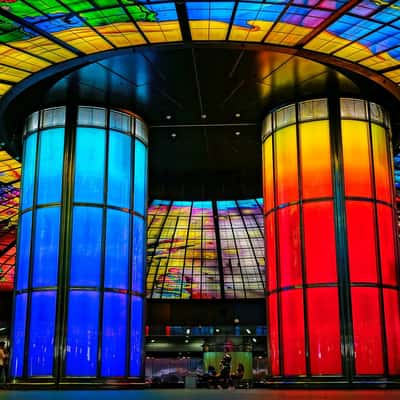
(21, 133, 37, 210)
(105, 209, 129, 290)
(11, 293, 27, 377)
(74, 127, 106, 204)
(130, 296, 144, 377)
(66, 291, 99, 377)
(70, 207, 102, 287)
(132, 216, 145, 294)
(134, 140, 147, 216)
(32, 207, 60, 288)
(107, 131, 132, 209)
(37, 128, 65, 205)
(101, 293, 128, 377)
(28, 291, 56, 376)
(16, 212, 32, 290)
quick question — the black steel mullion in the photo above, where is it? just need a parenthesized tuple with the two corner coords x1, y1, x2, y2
(328, 96, 354, 381)
(58, 104, 78, 381)
(179, 204, 192, 298)
(0, 61, 34, 74)
(212, 201, 226, 299)
(2, 41, 54, 65)
(366, 102, 389, 377)
(21, 109, 42, 379)
(96, 109, 110, 379)
(225, 1, 239, 41)
(174, 0, 191, 42)
(295, 103, 311, 377)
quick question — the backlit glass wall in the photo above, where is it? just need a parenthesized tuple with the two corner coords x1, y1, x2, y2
(262, 98, 400, 380)
(11, 106, 148, 382)
(146, 198, 265, 299)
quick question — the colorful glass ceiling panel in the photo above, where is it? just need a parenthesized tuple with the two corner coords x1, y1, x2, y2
(0, 0, 399, 101)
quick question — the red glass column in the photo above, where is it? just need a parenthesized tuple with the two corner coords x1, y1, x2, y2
(262, 98, 399, 381)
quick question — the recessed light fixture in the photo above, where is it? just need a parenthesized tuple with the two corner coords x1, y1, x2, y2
(235, 113, 241, 118)
(246, 328, 251, 334)
(235, 131, 240, 136)
(201, 114, 207, 119)
(185, 339, 189, 343)
(166, 115, 172, 120)
(150, 339, 155, 343)
(171, 132, 177, 138)
(252, 337, 257, 343)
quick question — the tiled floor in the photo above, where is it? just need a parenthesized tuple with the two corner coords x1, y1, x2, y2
(1, 390, 400, 400)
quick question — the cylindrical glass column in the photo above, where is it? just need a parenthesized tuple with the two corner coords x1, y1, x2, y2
(262, 98, 400, 381)
(10, 106, 148, 384)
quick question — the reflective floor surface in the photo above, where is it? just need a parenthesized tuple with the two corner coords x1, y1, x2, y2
(1, 390, 400, 400)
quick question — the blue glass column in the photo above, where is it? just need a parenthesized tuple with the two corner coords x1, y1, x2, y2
(10, 106, 148, 384)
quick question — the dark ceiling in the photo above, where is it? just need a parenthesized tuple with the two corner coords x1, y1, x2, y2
(3, 44, 398, 199)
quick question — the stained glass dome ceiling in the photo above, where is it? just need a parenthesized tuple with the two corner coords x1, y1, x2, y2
(0, 0, 400, 101)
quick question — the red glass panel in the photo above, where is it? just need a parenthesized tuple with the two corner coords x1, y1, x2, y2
(341, 120, 372, 198)
(300, 121, 332, 199)
(351, 287, 384, 375)
(275, 125, 298, 205)
(278, 205, 302, 288)
(383, 289, 400, 375)
(303, 201, 337, 284)
(307, 288, 342, 375)
(266, 214, 277, 292)
(346, 201, 378, 283)
(371, 124, 391, 203)
(263, 136, 275, 213)
(377, 204, 397, 286)
(281, 289, 306, 376)
(268, 293, 280, 376)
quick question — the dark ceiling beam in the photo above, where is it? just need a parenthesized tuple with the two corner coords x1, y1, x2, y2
(225, 0, 239, 41)
(175, 1, 192, 42)
(150, 122, 257, 128)
(379, 65, 400, 74)
(0, 62, 32, 74)
(0, 79, 16, 86)
(296, 0, 363, 48)
(191, 48, 204, 116)
(0, 6, 84, 57)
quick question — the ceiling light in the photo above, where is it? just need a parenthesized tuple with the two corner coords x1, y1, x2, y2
(185, 339, 189, 343)
(235, 131, 240, 136)
(186, 328, 191, 335)
(235, 113, 241, 118)
(252, 337, 257, 343)
(246, 328, 251, 334)
(150, 339, 155, 343)
(215, 328, 220, 333)
(166, 115, 172, 120)
(201, 114, 207, 119)
(171, 132, 177, 138)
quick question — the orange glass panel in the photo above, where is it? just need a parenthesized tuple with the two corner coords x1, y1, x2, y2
(346, 201, 378, 283)
(278, 205, 302, 288)
(265, 214, 276, 292)
(371, 123, 391, 203)
(263, 136, 274, 213)
(377, 204, 397, 287)
(268, 293, 280, 376)
(351, 287, 384, 375)
(275, 125, 298, 205)
(300, 120, 332, 199)
(341, 120, 372, 198)
(303, 201, 337, 284)
(307, 288, 342, 375)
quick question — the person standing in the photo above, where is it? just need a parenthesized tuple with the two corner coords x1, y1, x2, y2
(0, 342, 7, 385)
(218, 347, 232, 388)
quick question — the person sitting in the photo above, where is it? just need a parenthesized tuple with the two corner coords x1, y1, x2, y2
(230, 363, 245, 388)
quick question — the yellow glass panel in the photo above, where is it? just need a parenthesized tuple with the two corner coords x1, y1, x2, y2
(11, 37, 76, 63)
(53, 28, 113, 54)
(341, 120, 372, 198)
(139, 21, 182, 43)
(361, 53, 400, 71)
(189, 20, 229, 41)
(265, 23, 310, 46)
(304, 31, 349, 53)
(334, 43, 372, 62)
(262, 136, 274, 213)
(371, 123, 391, 203)
(275, 125, 298, 205)
(384, 70, 400, 84)
(96, 23, 146, 46)
(0, 83, 12, 96)
(0, 65, 30, 83)
(229, 20, 273, 42)
(0, 45, 50, 72)
(299, 120, 332, 199)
